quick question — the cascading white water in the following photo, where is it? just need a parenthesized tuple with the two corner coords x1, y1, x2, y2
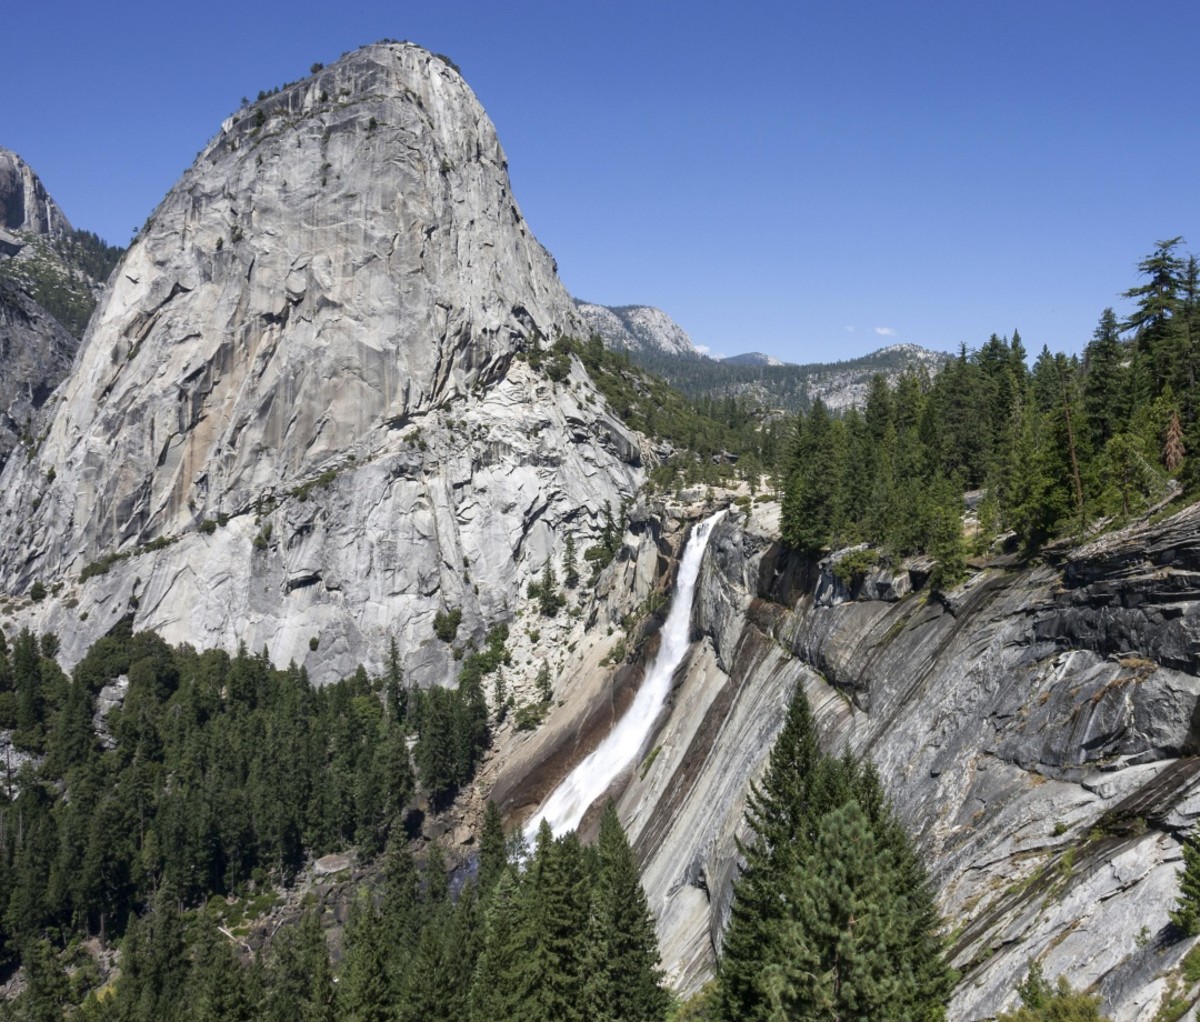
(524, 509, 726, 842)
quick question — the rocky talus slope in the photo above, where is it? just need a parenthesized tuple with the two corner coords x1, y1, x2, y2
(499, 499, 1200, 1020)
(0, 43, 640, 682)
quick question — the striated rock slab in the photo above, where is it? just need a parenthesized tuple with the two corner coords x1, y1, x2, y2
(610, 500, 1200, 1020)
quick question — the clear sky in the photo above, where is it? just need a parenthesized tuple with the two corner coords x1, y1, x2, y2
(5, 0, 1198, 363)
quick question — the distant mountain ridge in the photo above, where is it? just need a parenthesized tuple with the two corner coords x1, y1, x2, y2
(606, 326, 952, 412)
(798, 342, 952, 410)
(721, 351, 786, 367)
(574, 300, 701, 358)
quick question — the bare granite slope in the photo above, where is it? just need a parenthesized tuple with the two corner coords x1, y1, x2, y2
(0, 43, 640, 682)
(653, 503, 1200, 1019)
(500, 498, 1200, 1020)
(575, 300, 700, 358)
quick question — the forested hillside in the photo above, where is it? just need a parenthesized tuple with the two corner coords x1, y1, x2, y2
(0, 615, 984, 1022)
(0, 229, 123, 339)
(0, 618, 672, 1020)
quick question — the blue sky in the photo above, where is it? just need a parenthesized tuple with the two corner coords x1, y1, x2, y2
(5, 1, 1198, 363)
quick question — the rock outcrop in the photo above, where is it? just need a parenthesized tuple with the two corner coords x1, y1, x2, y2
(0, 148, 111, 467)
(575, 300, 701, 358)
(0, 43, 640, 683)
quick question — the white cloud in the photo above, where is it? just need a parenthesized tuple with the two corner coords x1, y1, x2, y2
(695, 344, 711, 355)
(874, 326, 896, 336)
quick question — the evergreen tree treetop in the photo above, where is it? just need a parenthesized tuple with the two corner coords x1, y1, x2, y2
(717, 684, 953, 1022)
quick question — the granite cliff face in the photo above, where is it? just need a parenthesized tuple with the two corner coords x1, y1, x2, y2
(0, 147, 72, 242)
(539, 500, 1200, 1021)
(0, 278, 76, 469)
(0, 149, 104, 466)
(0, 43, 640, 682)
(575, 300, 701, 358)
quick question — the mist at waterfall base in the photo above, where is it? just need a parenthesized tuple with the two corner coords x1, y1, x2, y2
(523, 509, 726, 845)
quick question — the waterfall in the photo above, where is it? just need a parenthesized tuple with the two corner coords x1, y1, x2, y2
(524, 509, 726, 842)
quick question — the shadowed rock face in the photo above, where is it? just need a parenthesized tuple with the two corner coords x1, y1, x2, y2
(606, 501, 1200, 1020)
(0, 279, 77, 469)
(0, 43, 640, 682)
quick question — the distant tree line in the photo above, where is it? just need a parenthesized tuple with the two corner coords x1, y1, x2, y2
(632, 345, 942, 415)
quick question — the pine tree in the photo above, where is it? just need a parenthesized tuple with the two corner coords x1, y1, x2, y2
(492, 667, 508, 724)
(1124, 237, 1187, 400)
(537, 560, 564, 616)
(781, 400, 841, 554)
(1083, 308, 1130, 451)
(1170, 828, 1200, 936)
(414, 688, 457, 804)
(564, 533, 580, 589)
(923, 475, 967, 590)
(717, 685, 952, 1022)
(536, 663, 553, 703)
(400, 884, 482, 1022)
(385, 636, 407, 724)
(186, 919, 257, 1022)
(338, 891, 390, 1022)
(265, 910, 333, 1022)
(718, 685, 823, 1021)
(380, 830, 422, 955)
(478, 801, 508, 895)
(12, 628, 43, 751)
(761, 800, 907, 1020)
(19, 938, 69, 1022)
(501, 821, 591, 1022)
(469, 868, 524, 1022)
(583, 802, 671, 1022)
(600, 501, 618, 555)
(1101, 433, 1156, 518)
